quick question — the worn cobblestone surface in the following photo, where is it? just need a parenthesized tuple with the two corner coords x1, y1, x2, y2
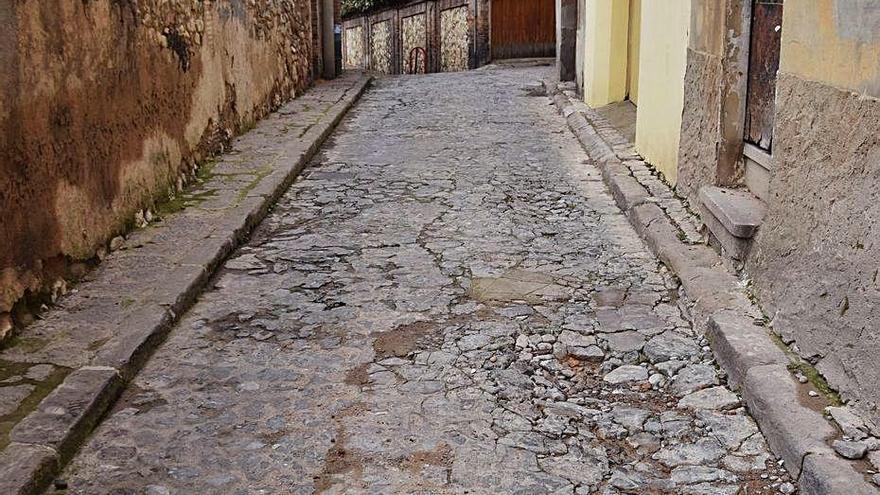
(53, 67, 794, 494)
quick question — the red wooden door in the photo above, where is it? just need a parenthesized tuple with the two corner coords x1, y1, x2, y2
(744, 0, 784, 151)
(491, 0, 556, 59)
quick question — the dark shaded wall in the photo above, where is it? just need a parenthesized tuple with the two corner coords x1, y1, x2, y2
(0, 0, 316, 315)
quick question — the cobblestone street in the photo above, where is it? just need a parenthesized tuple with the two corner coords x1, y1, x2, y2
(56, 67, 794, 494)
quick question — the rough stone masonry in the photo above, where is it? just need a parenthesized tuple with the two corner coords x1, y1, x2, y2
(48, 66, 799, 494)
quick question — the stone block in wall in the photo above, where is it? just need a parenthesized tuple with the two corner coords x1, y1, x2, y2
(676, 48, 723, 203)
(402, 13, 428, 74)
(370, 20, 393, 74)
(344, 25, 365, 69)
(440, 6, 469, 72)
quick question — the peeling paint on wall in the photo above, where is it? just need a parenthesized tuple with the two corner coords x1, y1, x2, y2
(781, 0, 880, 97)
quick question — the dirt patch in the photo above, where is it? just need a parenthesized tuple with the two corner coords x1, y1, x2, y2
(333, 401, 370, 420)
(314, 427, 364, 494)
(398, 443, 454, 472)
(470, 269, 569, 304)
(372, 321, 441, 360)
(343, 363, 371, 387)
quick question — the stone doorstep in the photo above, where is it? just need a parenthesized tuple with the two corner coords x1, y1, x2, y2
(698, 186, 767, 238)
(547, 86, 878, 495)
(0, 73, 372, 495)
(699, 201, 753, 262)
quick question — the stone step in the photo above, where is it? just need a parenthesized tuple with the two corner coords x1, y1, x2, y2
(699, 186, 767, 239)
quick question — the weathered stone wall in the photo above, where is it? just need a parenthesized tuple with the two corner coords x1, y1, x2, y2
(341, 0, 479, 75)
(747, 73, 880, 423)
(676, 0, 751, 201)
(439, 5, 470, 72)
(745, 0, 880, 423)
(0, 0, 315, 319)
(676, 49, 722, 201)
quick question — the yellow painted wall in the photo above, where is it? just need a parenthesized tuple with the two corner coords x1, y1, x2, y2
(780, 0, 880, 98)
(634, 0, 690, 184)
(626, 0, 641, 104)
(582, 0, 630, 107)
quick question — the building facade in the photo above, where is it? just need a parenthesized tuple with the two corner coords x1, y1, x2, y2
(575, 0, 880, 423)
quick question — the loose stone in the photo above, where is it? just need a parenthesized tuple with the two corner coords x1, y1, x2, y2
(603, 365, 649, 384)
(833, 439, 868, 460)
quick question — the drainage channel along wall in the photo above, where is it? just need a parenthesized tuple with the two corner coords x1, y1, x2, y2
(342, 0, 486, 75)
(0, 0, 319, 336)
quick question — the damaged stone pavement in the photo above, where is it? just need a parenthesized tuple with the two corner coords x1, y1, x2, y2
(2, 1, 879, 494)
(6, 65, 800, 495)
(0, 59, 862, 493)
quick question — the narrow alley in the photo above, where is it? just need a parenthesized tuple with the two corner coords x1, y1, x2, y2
(54, 67, 792, 494)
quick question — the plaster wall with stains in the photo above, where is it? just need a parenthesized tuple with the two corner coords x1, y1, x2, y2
(0, 0, 315, 318)
(747, 0, 880, 423)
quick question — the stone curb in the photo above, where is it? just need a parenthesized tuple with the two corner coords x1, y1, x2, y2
(546, 85, 878, 494)
(0, 75, 372, 495)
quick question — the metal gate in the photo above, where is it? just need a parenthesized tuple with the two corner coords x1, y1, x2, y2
(491, 0, 556, 59)
(744, 0, 783, 151)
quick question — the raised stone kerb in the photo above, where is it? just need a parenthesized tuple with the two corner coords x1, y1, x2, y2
(0, 443, 58, 495)
(10, 367, 122, 461)
(0, 74, 373, 495)
(799, 451, 878, 495)
(707, 310, 790, 389)
(741, 364, 837, 479)
(549, 87, 870, 495)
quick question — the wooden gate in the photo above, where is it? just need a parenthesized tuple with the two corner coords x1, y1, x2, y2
(491, 0, 556, 59)
(744, 0, 783, 151)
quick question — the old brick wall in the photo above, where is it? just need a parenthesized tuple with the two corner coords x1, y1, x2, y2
(0, 0, 316, 319)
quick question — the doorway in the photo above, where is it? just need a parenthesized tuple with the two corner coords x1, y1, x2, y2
(742, 0, 783, 201)
(744, 0, 783, 152)
(491, 0, 556, 59)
